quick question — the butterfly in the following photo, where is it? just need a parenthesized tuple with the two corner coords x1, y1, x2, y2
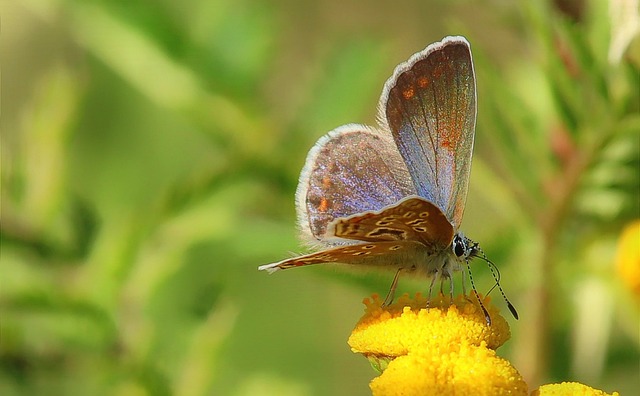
(259, 36, 517, 324)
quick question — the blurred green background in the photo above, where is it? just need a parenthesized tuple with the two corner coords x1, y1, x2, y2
(2, 0, 639, 395)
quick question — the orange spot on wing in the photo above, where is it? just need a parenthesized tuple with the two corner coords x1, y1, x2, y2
(417, 76, 430, 88)
(402, 87, 414, 99)
(318, 197, 329, 212)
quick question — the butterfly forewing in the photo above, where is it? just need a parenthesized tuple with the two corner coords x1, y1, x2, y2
(326, 196, 454, 248)
(381, 37, 476, 229)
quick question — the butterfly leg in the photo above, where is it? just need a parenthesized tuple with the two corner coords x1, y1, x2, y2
(383, 268, 403, 306)
(437, 275, 454, 304)
(426, 272, 440, 308)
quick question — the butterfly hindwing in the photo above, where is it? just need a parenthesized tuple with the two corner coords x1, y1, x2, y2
(325, 196, 454, 248)
(258, 240, 431, 273)
(296, 125, 416, 244)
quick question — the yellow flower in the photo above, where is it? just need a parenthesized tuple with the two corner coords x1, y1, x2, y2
(348, 293, 527, 396)
(616, 220, 640, 296)
(532, 382, 620, 396)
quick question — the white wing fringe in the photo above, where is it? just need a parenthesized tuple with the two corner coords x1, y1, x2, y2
(258, 262, 282, 274)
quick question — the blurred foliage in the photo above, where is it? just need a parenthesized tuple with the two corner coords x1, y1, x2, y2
(2, 0, 639, 395)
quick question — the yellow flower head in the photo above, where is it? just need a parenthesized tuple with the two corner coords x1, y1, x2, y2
(532, 382, 620, 396)
(616, 220, 640, 296)
(348, 293, 527, 396)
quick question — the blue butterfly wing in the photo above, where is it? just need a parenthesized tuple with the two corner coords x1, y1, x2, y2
(296, 124, 416, 243)
(379, 36, 476, 230)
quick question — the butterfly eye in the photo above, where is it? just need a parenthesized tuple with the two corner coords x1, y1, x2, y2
(453, 234, 466, 257)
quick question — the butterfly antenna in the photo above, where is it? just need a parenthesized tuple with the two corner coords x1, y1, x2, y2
(466, 259, 491, 326)
(475, 248, 519, 320)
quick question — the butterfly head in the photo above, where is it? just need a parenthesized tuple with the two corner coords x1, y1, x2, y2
(452, 233, 480, 260)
